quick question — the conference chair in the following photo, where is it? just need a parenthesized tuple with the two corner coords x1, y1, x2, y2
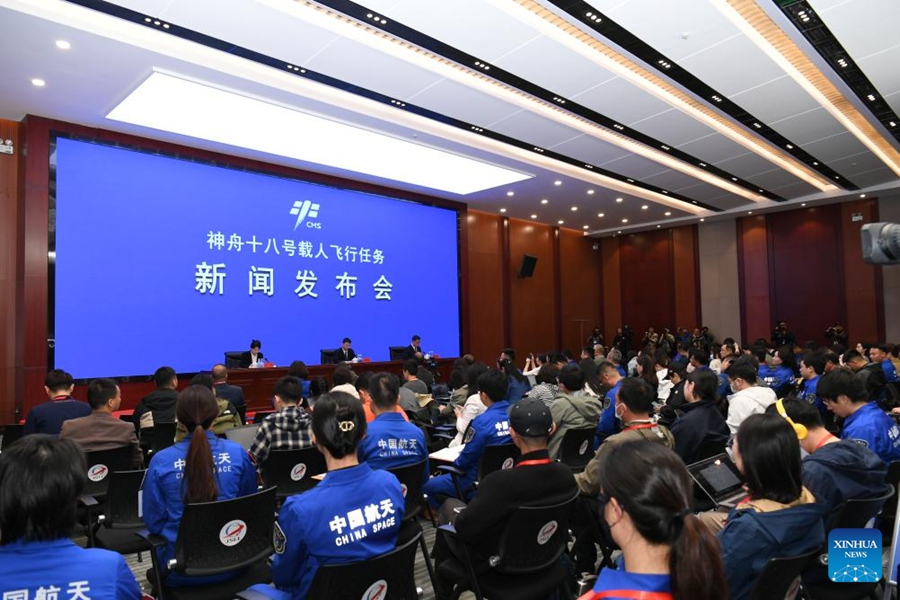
(556, 427, 595, 472)
(748, 548, 819, 600)
(143, 421, 177, 459)
(78, 446, 139, 546)
(0, 423, 23, 452)
(90, 469, 153, 560)
(235, 520, 422, 600)
(694, 436, 729, 462)
(387, 460, 437, 586)
(224, 351, 244, 369)
(319, 349, 338, 365)
(139, 486, 276, 600)
(262, 447, 326, 502)
(802, 487, 895, 600)
(437, 492, 579, 600)
(252, 410, 275, 424)
(389, 346, 408, 362)
(878, 461, 900, 544)
(437, 443, 521, 501)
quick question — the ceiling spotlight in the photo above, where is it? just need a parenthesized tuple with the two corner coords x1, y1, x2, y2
(615, 197, 623, 203)
(587, 189, 594, 195)
(506, 191, 514, 197)
(748, 211, 753, 214)
(571, 206, 578, 211)
(664, 211, 671, 216)
(860, 194, 866, 198)
(622, 218, 628, 223)
(554, 180, 562, 186)
(583, 225, 589, 230)
(598, 213, 605, 218)
(657, 225, 661, 228)
(55, 40, 71, 50)
(558, 220, 564, 225)
(700, 218, 705, 222)
(541, 199, 549, 204)
(531, 214, 537, 219)
(31, 78, 46, 87)
(500, 208, 507, 213)
(641, 205, 648, 210)
(801, 203, 806, 207)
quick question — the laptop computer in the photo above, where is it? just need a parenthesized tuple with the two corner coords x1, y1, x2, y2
(687, 453, 746, 511)
(224, 424, 259, 451)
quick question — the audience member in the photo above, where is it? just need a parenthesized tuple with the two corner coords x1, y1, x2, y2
(239, 339, 264, 368)
(870, 343, 900, 383)
(798, 351, 825, 413)
(254, 392, 404, 600)
(579, 358, 603, 397)
(357, 372, 409, 423)
(499, 348, 529, 403)
(422, 369, 512, 506)
(211, 363, 246, 415)
(357, 372, 428, 472)
(286, 361, 311, 399)
(0, 436, 142, 599)
(717, 414, 825, 600)
(23, 369, 90, 435)
(432, 397, 577, 600)
(249, 376, 314, 478)
(595, 361, 624, 444)
(548, 364, 602, 459)
(842, 349, 887, 403)
(174, 373, 241, 441)
(688, 347, 710, 372)
(330, 366, 359, 399)
(757, 346, 795, 397)
(448, 363, 488, 448)
(724, 357, 776, 436)
(820, 367, 900, 463)
(142, 385, 256, 587)
(414, 352, 435, 391)
(580, 442, 725, 600)
(308, 376, 328, 409)
(670, 369, 729, 465)
(767, 398, 888, 520)
(133, 366, 178, 431)
(525, 363, 559, 407)
(59, 377, 142, 468)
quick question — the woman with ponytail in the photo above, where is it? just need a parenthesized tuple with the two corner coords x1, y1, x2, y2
(142, 384, 257, 587)
(255, 391, 405, 600)
(579, 441, 726, 600)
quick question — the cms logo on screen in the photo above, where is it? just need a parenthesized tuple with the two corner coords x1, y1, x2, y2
(290, 199, 321, 230)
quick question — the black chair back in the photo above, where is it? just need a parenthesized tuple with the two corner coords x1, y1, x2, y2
(319, 349, 338, 365)
(479, 443, 520, 480)
(749, 548, 819, 600)
(694, 436, 728, 462)
(0, 423, 24, 452)
(147, 422, 177, 455)
(263, 447, 326, 498)
(492, 493, 578, 574)
(252, 410, 275, 424)
(386, 460, 427, 521)
(103, 469, 146, 528)
(389, 346, 408, 362)
(175, 487, 277, 577)
(224, 351, 244, 369)
(83, 447, 136, 498)
(830, 486, 894, 530)
(306, 520, 421, 600)
(556, 428, 594, 471)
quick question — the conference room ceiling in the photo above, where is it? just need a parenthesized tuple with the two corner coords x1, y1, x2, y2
(2, 0, 899, 235)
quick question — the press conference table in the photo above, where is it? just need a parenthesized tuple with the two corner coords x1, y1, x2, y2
(227, 358, 456, 412)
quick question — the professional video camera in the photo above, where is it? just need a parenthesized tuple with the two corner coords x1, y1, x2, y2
(862, 222, 900, 265)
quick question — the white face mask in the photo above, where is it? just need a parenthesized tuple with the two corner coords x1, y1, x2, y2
(614, 403, 626, 422)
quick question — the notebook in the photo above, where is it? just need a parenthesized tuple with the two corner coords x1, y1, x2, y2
(687, 453, 746, 510)
(224, 424, 259, 451)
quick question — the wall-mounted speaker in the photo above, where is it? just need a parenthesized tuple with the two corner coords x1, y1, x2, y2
(518, 254, 537, 278)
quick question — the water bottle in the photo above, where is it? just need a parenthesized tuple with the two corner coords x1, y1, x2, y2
(257, 357, 265, 368)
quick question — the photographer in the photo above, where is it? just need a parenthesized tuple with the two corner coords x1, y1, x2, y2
(824, 322, 848, 348)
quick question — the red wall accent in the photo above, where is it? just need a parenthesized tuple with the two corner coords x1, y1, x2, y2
(600, 237, 623, 342)
(672, 225, 701, 329)
(620, 229, 676, 346)
(508, 218, 558, 356)
(840, 199, 883, 344)
(559, 230, 602, 352)
(465, 211, 505, 363)
(0, 119, 23, 423)
(737, 215, 772, 344)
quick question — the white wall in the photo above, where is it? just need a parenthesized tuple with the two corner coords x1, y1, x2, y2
(698, 219, 742, 344)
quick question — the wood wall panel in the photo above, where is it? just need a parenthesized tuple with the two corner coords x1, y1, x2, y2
(737, 216, 772, 344)
(0, 119, 22, 423)
(465, 211, 505, 363)
(559, 230, 601, 352)
(840, 199, 883, 343)
(768, 205, 844, 347)
(672, 225, 701, 329)
(508, 219, 557, 356)
(620, 229, 675, 348)
(600, 237, 623, 342)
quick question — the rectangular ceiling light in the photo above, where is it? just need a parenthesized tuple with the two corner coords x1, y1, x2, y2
(106, 71, 532, 195)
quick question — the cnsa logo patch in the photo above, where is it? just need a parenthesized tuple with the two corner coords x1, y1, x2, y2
(579, 440, 590, 455)
(537, 520, 558, 546)
(290, 463, 307, 481)
(501, 457, 515, 470)
(290, 200, 321, 230)
(400, 483, 408, 498)
(88, 464, 109, 482)
(361, 579, 388, 600)
(219, 519, 247, 547)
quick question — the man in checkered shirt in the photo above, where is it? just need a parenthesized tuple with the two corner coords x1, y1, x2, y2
(249, 376, 314, 477)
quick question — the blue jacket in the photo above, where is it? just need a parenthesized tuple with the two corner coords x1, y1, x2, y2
(670, 400, 729, 465)
(271, 463, 404, 599)
(757, 365, 794, 397)
(142, 430, 257, 584)
(841, 401, 900, 463)
(882, 359, 900, 383)
(585, 563, 671, 600)
(720, 493, 826, 600)
(23, 397, 91, 435)
(799, 375, 823, 413)
(0, 538, 141, 600)
(596, 380, 623, 443)
(803, 440, 888, 520)
(452, 401, 512, 490)
(357, 412, 428, 477)
(504, 374, 530, 404)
